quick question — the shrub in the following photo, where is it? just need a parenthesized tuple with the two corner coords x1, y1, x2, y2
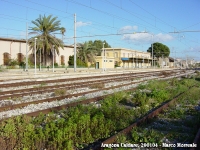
(150, 89, 169, 103)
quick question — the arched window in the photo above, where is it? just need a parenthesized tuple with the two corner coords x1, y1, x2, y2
(3, 52, 10, 65)
(61, 55, 65, 65)
(17, 53, 24, 63)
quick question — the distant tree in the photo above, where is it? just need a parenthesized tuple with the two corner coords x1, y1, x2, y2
(74, 40, 112, 66)
(68, 55, 87, 67)
(60, 27, 66, 41)
(77, 42, 97, 65)
(147, 42, 170, 58)
(92, 40, 111, 55)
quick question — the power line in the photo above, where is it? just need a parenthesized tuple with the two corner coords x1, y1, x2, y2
(169, 30, 200, 33)
(64, 31, 148, 39)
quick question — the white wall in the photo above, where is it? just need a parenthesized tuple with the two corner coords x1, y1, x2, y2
(0, 38, 74, 66)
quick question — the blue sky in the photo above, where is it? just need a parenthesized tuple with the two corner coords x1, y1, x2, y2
(0, 0, 200, 60)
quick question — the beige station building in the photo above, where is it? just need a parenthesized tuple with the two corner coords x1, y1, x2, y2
(95, 48, 153, 69)
(0, 37, 74, 67)
(0, 37, 174, 69)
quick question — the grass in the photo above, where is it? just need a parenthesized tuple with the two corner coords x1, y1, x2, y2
(116, 75, 200, 145)
(33, 82, 47, 88)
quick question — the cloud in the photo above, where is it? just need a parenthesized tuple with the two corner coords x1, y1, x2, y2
(189, 46, 200, 52)
(119, 25, 138, 33)
(122, 32, 173, 44)
(76, 21, 91, 27)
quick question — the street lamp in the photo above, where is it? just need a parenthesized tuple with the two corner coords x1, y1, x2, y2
(132, 53, 134, 68)
(151, 35, 154, 68)
(39, 48, 41, 71)
(26, 31, 39, 71)
(103, 43, 105, 72)
(52, 45, 55, 72)
(34, 38, 37, 74)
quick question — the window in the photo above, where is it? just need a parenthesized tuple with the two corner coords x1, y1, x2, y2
(106, 52, 109, 57)
(61, 55, 65, 65)
(17, 53, 24, 64)
(109, 60, 113, 62)
(123, 53, 125, 57)
(3, 52, 10, 65)
(114, 52, 118, 58)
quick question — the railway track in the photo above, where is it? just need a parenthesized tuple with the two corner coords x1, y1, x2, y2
(92, 85, 200, 150)
(0, 69, 192, 121)
(0, 69, 198, 150)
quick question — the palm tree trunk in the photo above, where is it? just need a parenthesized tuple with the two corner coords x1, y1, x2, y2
(43, 46, 45, 66)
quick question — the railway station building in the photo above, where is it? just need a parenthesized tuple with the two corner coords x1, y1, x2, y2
(0, 37, 74, 67)
(95, 48, 153, 69)
(0, 37, 174, 69)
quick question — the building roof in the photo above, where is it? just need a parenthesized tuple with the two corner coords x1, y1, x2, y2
(0, 37, 74, 48)
(104, 47, 149, 54)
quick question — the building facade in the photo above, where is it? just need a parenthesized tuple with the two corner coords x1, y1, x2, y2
(0, 37, 74, 67)
(95, 48, 153, 69)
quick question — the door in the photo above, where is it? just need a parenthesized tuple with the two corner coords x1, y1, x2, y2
(96, 62, 99, 69)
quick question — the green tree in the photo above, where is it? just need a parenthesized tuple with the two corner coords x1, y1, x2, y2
(77, 42, 98, 65)
(147, 42, 170, 58)
(90, 40, 111, 55)
(28, 14, 65, 66)
(68, 55, 87, 67)
(60, 27, 66, 41)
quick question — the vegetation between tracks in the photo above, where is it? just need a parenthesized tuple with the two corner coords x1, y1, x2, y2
(0, 74, 199, 150)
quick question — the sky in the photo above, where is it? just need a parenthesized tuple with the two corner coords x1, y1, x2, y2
(0, 0, 200, 61)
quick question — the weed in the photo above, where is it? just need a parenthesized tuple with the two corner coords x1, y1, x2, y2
(150, 89, 169, 103)
(54, 89, 67, 96)
(137, 84, 146, 89)
(33, 82, 47, 88)
(89, 83, 105, 89)
(170, 78, 178, 86)
(40, 82, 47, 86)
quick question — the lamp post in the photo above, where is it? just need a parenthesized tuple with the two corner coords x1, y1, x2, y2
(39, 48, 41, 71)
(34, 38, 37, 74)
(132, 53, 134, 68)
(25, 23, 28, 71)
(103, 43, 105, 72)
(151, 35, 154, 68)
(52, 45, 55, 72)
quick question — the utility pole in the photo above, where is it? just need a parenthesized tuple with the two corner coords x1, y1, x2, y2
(186, 55, 188, 68)
(132, 53, 134, 68)
(40, 48, 41, 71)
(74, 13, 76, 72)
(25, 22, 28, 71)
(34, 38, 37, 74)
(152, 43, 153, 68)
(52, 45, 54, 72)
(103, 43, 105, 72)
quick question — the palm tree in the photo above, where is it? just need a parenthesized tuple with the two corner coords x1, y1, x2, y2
(77, 42, 98, 65)
(60, 27, 66, 41)
(28, 14, 65, 66)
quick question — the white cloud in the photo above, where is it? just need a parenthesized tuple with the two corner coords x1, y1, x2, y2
(119, 25, 138, 33)
(76, 21, 91, 27)
(122, 32, 173, 44)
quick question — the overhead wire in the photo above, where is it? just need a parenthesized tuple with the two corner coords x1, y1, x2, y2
(0, 0, 199, 56)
